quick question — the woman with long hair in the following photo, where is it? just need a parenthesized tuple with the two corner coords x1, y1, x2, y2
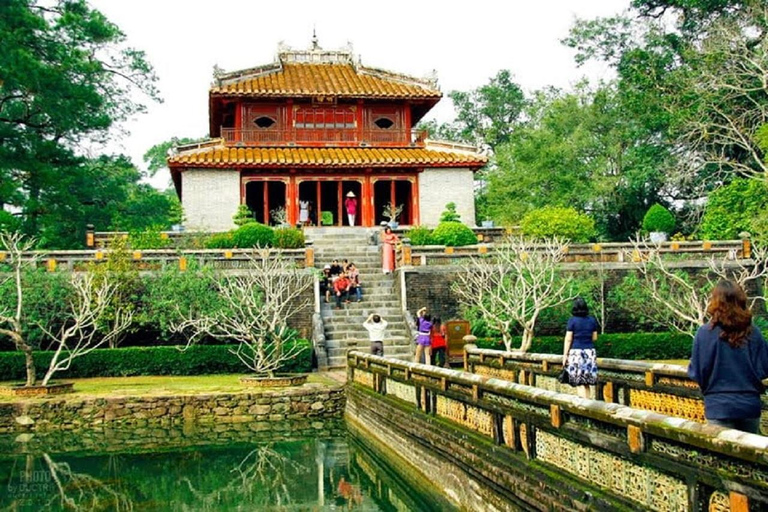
(562, 297, 599, 399)
(381, 226, 398, 274)
(688, 280, 768, 434)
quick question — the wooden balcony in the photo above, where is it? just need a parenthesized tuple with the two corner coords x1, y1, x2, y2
(220, 127, 428, 146)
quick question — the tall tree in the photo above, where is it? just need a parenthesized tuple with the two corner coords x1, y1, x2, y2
(0, 0, 159, 240)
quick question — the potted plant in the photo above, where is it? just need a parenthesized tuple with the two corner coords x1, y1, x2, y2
(270, 206, 289, 227)
(382, 203, 404, 229)
(173, 249, 313, 387)
(321, 211, 334, 226)
(642, 204, 676, 243)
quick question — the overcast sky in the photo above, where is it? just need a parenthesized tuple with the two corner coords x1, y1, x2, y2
(89, 0, 630, 188)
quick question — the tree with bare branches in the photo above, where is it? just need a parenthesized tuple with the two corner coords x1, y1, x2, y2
(454, 237, 576, 352)
(0, 231, 132, 387)
(625, 236, 768, 336)
(172, 249, 313, 377)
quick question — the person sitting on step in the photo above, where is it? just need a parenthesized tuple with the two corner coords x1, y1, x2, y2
(333, 271, 352, 309)
(320, 265, 333, 303)
(329, 259, 343, 277)
(347, 262, 362, 302)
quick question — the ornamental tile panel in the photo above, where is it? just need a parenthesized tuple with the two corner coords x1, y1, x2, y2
(535, 431, 687, 512)
(353, 370, 374, 388)
(386, 380, 417, 405)
(169, 146, 486, 168)
(628, 389, 706, 422)
(211, 63, 442, 99)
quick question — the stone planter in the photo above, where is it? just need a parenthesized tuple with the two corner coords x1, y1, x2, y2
(649, 231, 668, 243)
(239, 374, 307, 388)
(388, 221, 399, 229)
(0, 382, 74, 397)
(481, 220, 494, 228)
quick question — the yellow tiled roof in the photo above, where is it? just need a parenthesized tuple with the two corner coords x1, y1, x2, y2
(168, 146, 486, 168)
(211, 63, 441, 100)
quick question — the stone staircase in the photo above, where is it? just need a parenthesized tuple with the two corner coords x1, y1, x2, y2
(307, 228, 413, 369)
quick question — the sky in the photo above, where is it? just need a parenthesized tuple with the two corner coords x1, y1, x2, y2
(89, 0, 631, 188)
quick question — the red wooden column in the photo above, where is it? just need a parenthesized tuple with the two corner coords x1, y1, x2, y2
(315, 181, 322, 227)
(356, 100, 364, 141)
(286, 100, 294, 141)
(404, 102, 412, 143)
(235, 102, 243, 143)
(263, 181, 269, 225)
(412, 174, 420, 225)
(337, 182, 343, 227)
(362, 173, 373, 226)
(287, 174, 297, 226)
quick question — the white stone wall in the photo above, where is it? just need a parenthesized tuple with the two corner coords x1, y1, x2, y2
(181, 169, 240, 232)
(418, 168, 476, 227)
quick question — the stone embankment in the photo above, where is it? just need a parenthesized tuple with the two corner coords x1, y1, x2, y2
(0, 383, 345, 434)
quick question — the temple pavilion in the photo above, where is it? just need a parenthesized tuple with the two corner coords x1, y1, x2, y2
(168, 39, 487, 231)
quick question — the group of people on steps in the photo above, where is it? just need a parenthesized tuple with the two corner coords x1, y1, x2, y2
(320, 260, 361, 309)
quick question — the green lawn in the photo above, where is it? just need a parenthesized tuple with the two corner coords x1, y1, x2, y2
(0, 373, 341, 401)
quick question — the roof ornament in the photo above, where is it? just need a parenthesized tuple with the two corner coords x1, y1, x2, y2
(212, 64, 225, 85)
(311, 27, 320, 50)
(424, 69, 439, 88)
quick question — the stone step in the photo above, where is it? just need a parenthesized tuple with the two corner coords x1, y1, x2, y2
(327, 353, 412, 368)
(321, 310, 405, 321)
(327, 345, 412, 359)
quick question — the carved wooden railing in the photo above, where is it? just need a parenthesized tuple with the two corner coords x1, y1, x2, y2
(219, 127, 420, 146)
(347, 350, 768, 511)
(463, 345, 768, 433)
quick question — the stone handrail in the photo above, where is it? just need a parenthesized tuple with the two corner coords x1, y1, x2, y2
(407, 239, 747, 266)
(347, 350, 768, 511)
(1, 248, 311, 272)
(463, 345, 768, 431)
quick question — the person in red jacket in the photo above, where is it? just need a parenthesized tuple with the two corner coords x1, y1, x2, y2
(333, 272, 352, 309)
(430, 317, 448, 367)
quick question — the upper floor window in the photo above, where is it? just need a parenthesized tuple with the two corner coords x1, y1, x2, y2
(254, 116, 276, 128)
(373, 117, 395, 129)
(295, 106, 355, 129)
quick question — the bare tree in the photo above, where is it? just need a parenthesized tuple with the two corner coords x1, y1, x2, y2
(0, 232, 38, 386)
(626, 236, 768, 336)
(42, 453, 134, 511)
(671, 5, 768, 179)
(454, 237, 576, 352)
(172, 249, 313, 377)
(38, 274, 132, 386)
(0, 231, 132, 387)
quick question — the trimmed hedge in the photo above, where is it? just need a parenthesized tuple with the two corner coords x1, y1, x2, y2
(475, 332, 692, 360)
(232, 222, 274, 248)
(0, 342, 312, 381)
(431, 221, 477, 247)
(273, 227, 305, 249)
(406, 226, 434, 246)
(520, 207, 596, 243)
(642, 204, 676, 234)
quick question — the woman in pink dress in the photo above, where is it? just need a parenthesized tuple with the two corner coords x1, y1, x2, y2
(381, 226, 398, 274)
(344, 191, 357, 226)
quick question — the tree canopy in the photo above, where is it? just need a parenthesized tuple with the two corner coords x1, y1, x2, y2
(0, 0, 164, 247)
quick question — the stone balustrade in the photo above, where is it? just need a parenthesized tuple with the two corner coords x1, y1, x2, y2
(463, 345, 768, 433)
(346, 350, 768, 511)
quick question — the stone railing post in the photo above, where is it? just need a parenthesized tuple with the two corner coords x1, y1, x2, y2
(463, 340, 477, 371)
(305, 241, 315, 268)
(402, 238, 412, 266)
(85, 224, 95, 248)
(740, 232, 752, 259)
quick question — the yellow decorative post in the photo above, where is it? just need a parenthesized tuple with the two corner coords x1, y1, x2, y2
(741, 233, 752, 259)
(179, 256, 188, 271)
(628, 425, 645, 453)
(305, 246, 315, 267)
(85, 224, 95, 248)
(445, 246, 454, 255)
(132, 251, 142, 260)
(550, 404, 562, 428)
(702, 240, 712, 251)
(224, 250, 233, 259)
(46, 259, 57, 272)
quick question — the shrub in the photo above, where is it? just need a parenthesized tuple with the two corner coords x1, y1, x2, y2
(520, 207, 596, 243)
(233, 204, 256, 226)
(642, 204, 676, 234)
(475, 332, 691, 360)
(231, 222, 274, 248)
(439, 202, 461, 223)
(0, 342, 312, 380)
(431, 221, 477, 247)
(273, 227, 305, 249)
(204, 231, 235, 249)
(406, 226, 434, 246)
(129, 226, 171, 250)
(321, 211, 334, 226)
(698, 178, 768, 240)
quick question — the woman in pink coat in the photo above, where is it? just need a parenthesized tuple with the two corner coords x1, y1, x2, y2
(381, 226, 398, 274)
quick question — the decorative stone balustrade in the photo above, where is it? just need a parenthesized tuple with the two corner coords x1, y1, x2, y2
(463, 345, 768, 434)
(346, 350, 768, 511)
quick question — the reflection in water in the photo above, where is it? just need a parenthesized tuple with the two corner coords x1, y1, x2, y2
(0, 425, 450, 511)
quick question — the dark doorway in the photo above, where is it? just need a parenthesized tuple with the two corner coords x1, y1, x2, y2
(244, 181, 286, 225)
(374, 179, 413, 225)
(320, 182, 338, 226)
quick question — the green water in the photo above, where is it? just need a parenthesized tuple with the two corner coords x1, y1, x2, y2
(0, 421, 451, 511)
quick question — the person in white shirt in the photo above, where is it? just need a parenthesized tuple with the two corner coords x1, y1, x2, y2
(363, 314, 388, 356)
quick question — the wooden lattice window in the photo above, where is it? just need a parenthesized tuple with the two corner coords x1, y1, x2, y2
(295, 106, 355, 129)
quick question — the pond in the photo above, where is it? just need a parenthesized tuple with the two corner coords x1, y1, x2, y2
(0, 420, 454, 511)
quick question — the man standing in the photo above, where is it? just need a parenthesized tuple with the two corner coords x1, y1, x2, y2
(363, 314, 388, 356)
